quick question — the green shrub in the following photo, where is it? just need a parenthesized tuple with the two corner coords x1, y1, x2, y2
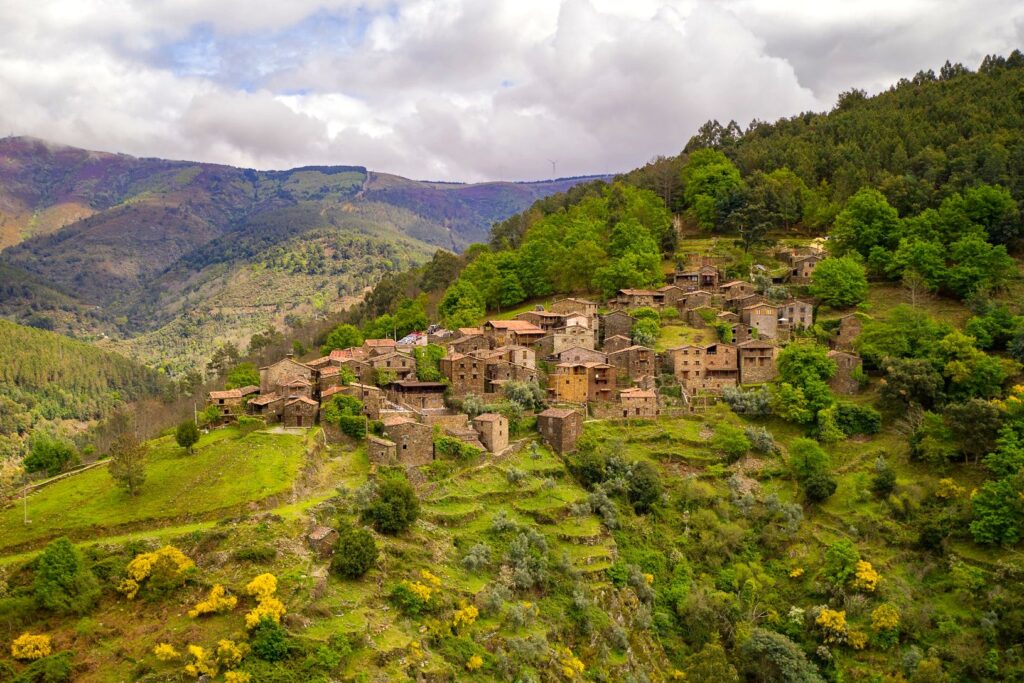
(175, 421, 199, 454)
(823, 539, 861, 587)
(33, 538, 100, 615)
(627, 461, 662, 513)
(711, 424, 751, 463)
(331, 527, 378, 579)
(434, 435, 481, 462)
(836, 403, 882, 435)
(360, 476, 420, 535)
(24, 433, 79, 477)
(802, 472, 837, 502)
(232, 545, 278, 563)
(250, 616, 291, 661)
(337, 415, 366, 439)
(11, 651, 75, 683)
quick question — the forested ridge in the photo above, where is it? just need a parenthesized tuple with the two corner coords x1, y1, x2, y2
(0, 319, 162, 456)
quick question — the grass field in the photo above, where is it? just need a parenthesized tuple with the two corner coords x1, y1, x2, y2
(0, 426, 306, 552)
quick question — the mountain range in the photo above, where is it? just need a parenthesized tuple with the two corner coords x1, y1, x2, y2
(0, 136, 607, 371)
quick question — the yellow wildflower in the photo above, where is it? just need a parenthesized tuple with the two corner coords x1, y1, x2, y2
(936, 478, 966, 499)
(11, 633, 51, 661)
(188, 584, 237, 617)
(153, 642, 180, 661)
(643, 573, 654, 585)
(245, 595, 287, 629)
(225, 673, 251, 683)
(453, 604, 479, 629)
(118, 546, 194, 599)
(466, 654, 483, 670)
(871, 603, 901, 632)
(245, 573, 278, 600)
(816, 608, 848, 644)
(848, 630, 868, 650)
(184, 644, 218, 678)
(558, 646, 585, 679)
(216, 639, 247, 667)
(420, 569, 442, 588)
(789, 567, 805, 578)
(852, 560, 880, 592)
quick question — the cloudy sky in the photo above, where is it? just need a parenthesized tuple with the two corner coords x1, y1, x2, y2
(1, 1, 1021, 181)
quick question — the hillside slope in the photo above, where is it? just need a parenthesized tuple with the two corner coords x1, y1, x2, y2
(0, 137, 606, 362)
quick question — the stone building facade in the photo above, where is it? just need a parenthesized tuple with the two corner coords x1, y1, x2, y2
(537, 408, 583, 454)
(472, 413, 509, 454)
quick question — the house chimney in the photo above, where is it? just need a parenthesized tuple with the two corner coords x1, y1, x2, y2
(286, 352, 294, 359)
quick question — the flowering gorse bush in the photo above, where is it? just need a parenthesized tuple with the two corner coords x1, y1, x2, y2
(11, 633, 51, 661)
(118, 546, 195, 600)
(851, 560, 880, 592)
(815, 608, 848, 644)
(153, 643, 179, 661)
(188, 584, 237, 617)
(244, 573, 286, 629)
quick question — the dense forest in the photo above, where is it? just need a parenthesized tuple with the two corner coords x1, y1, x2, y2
(0, 320, 163, 458)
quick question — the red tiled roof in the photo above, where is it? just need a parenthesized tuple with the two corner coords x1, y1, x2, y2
(286, 396, 318, 406)
(329, 347, 367, 361)
(473, 412, 503, 422)
(249, 393, 283, 406)
(485, 320, 544, 333)
(209, 389, 241, 399)
(320, 386, 345, 398)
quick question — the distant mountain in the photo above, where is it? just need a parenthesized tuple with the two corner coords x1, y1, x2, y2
(0, 137, 609, 369)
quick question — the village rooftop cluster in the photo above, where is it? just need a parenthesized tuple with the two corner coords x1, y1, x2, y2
(208, 245, 864, 465)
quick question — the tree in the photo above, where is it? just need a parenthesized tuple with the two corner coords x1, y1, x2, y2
(631, 318, 660, 347)
(627, 461, 662, 513)
(32, 537, 100, 615)
(321, 324, 363, 354)
(823, 539, 861, 586)
(711, 424, 751, 463)
(23, 433, 79, 477)
(789, 437, 835, 503)
(957, 183, 1022, 245)
(685, 638, 739, 683)
(944, 399, 1004, 464)
(250, 616, 290, 661)
(439, 280, 486, 328)
(361, 476, 420, 535)
(108, 432, 147, 496)
(175, 421, 199, 454)
(224, 362, 259, 390)
(206, 343, 241, 377)
(0, 457, 24, 505)
(809, 256, 868, 308)
(831, 188, 900, 258)
(739, 628, 824, 682)
(681, 149, 745, 232)
(414, 344, 446, 381)
(331, 526, 378, 578)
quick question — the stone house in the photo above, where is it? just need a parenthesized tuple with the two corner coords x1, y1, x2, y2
(730, 323, 755, 344)
(552, 322, 595, 354)
(555, 346, 608, 365)
(614, 288, 664, 309)
(260, 356, 314, 395)
(208, 386, 259, 418)
(779, 299, 814, 329)
(381, 416, 434, 466)
(247, 393, 286, 421)
(447, 334, 491, 355)
(665, 343, 739, 394)
(367, 435, 398, 465)
(673, 265, 720, 291)
(281, 377, 314, 399)
(832, 313, 862, 351)
(658, 284, 689, 308)
(515, 309, 568, 332)
(607, 345, 656, 381)
(602, 334, 632, 354)
(489, 345, 536, 370)
(363, 338, 398, 356)
(483, 320, 546, 347)
(283, 396, 318, 428)
(306, 526, 339, 559)
(548, 362, 616, 403)
(551, 297, 598, 320)
(323, 383, 383, 419)
(318, 366, 348, 392)
(741, 303, 780, 339)
(618, 387, 659, 418)
(367, 351, 417, 381)
(679, 290, 714, 312)
(537, 408, 583, 454)
(720, 280, 757, 301)
(789, 253, 823, 282)
(729, 293, 768, 312)
(716, 310, 740, 323)
(601, 311, 636, 342)
(828, 350, 863, 395)
(472, 413, 509, 454)
(483, 358, 538, 390)
(737, 339, 777, 384)
(441, 352, 487, 397)
(387, 380, 447, 410)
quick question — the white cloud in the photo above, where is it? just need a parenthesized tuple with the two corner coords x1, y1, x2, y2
(0, 0, 1020, 180)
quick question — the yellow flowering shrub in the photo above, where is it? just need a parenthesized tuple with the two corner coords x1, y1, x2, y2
(183, 644, 218, 678)
(848, 630, 868, 650)
(789, 567, 805, 578)
(407, 640, 425, 663)
(936, 478, 966, 499)
(671, 670, 686, 680)
(420, 569, 442, 588)
(453, 604, 479, 629)
(225, 673, 251, 683)
(871, 603, 901, 632)
(816, 608, 848, 644)
(245, 596, 287, 629)
(118, 546, 195, 599)
(216, 639, 247, 667)
(643, 573, 654, 585)
(244, 573, 286, 629)
(852, 561, 880, 592)
(408, 581, 435, 602)
(467, 654, 483, 671)
(11, 633, 51, 661)
(558, 646, 585, 679)
(245, 573, 278, 600)
(153, 643, 180, 661)
(188, 584, 237, 617)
